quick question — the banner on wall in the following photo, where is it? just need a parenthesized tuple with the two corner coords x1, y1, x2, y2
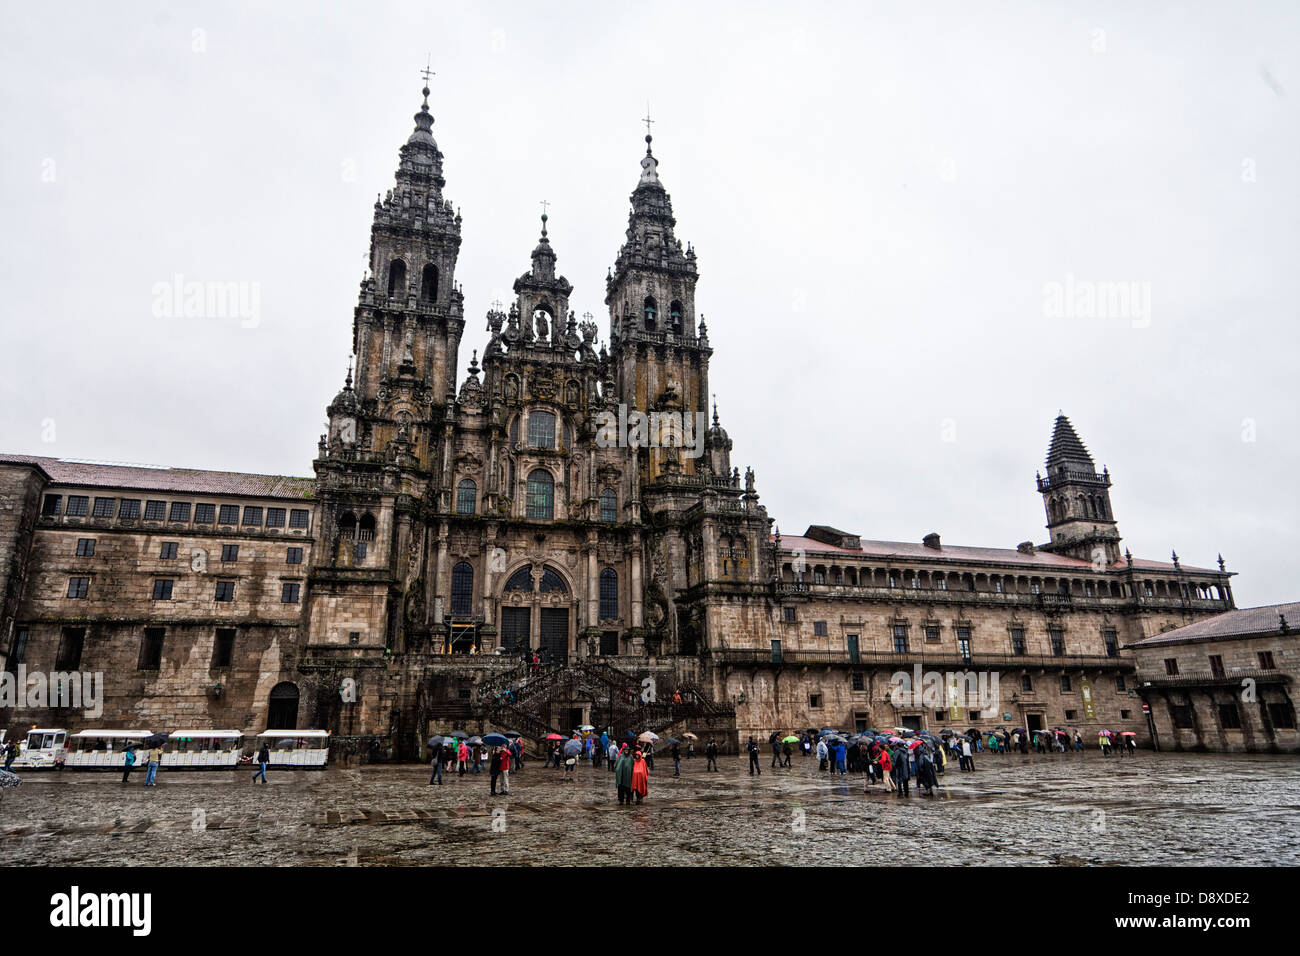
(1080, 675, 1096, 721)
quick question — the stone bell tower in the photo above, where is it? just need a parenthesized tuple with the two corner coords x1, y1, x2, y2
(1036, 413, 1121, 566)
(605, 127, 712, 481)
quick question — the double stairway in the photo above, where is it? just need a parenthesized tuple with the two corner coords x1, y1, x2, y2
(472, 659, 735, 741)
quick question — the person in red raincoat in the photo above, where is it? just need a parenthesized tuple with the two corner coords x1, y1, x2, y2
(630, 749, 650, 803)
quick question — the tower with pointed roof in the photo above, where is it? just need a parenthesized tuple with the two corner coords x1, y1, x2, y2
(605, 130, 711, 484)
(1036, 413, 1121, 565)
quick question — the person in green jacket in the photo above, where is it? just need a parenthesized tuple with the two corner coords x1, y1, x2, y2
(614, 747, 634, 805)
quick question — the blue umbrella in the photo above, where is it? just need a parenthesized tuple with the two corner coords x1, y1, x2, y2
(563, 739, 583, 758)
(482, 733, 508, 747)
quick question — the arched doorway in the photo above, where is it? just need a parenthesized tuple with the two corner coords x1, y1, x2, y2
(267, 681, 300, 729)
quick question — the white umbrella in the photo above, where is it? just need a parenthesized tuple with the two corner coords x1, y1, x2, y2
(637, 731, 659, 742)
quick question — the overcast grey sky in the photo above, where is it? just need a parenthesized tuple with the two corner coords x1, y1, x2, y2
(1, 1, 1296, 606)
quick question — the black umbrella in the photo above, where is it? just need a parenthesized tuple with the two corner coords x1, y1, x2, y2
(427, 736, 444, 749)
(142, 732, 168, 748)
(503, 731, 522, 739)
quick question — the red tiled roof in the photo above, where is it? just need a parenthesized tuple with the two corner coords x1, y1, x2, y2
(772, 534, 1218, 574)
(1127, 602, 1300, 647)
(0, 454, 315, 500)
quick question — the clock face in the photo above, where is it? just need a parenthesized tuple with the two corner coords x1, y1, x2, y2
(337, 418, 356, 444)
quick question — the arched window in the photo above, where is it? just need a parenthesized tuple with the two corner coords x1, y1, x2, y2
(600, 488, 617, 522)
(528, 410, 556, 449)
(539, 567, 567, 593)
(643, 296, 657, 331)
(599, 568, 618, 619)
(358, 513, 376, 542)
(509, 414, 520, 445)
(387, 259, 407, 297)
(456, 479, 477, 515)
(526, 469, 554, 519)
(450, 562, 473, 617)
(267, 682, 300, 729)
(420, 263, 439, 303)
(338, 511, 357, 538)
(504, 566, 534, 591)
(669, 300, 683, 332)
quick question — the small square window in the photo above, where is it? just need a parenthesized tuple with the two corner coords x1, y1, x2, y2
(214, 581, 235, 602)
(118, 499, 141, 520)
(67, 576, 90, 599)
(194, 503, 215, 523)
(42, 494, 62, 516)
(851, 673, 864, 691)
(92, 497, 115, 518)
(286, 547, 303, 565)
(168, 502, 191, 522)
(813, 620, 828, 636)
(218, 505, 239, 525)
(242, 506, 263, 526)
(289, 509, 309, 529)
(144, 500, 166, 521)
(925, 625, 941, 643)
(1164, 658, 1179, 676)
(266, 507, 286, 528)
(1064, 709, 1078, 720)
(782, 606, 796, 623)
(1259, 651, 1276, 670)
(75, 538, 95, 557)
(152, 579, 174, 600)
(281, 582, 301, 604)
(349, 631, 361, 645)
(809, 693, 822, 708)
(160, 542, 178, 559)
(1120, 709, 1132, 720)
(65, 496, 89, 517)
(221, 545, 239, 562)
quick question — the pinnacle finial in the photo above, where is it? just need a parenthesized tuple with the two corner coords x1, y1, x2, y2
(712, 394, 719, 426)
(419, 56, 435, 111)
(345, 356, 353, 389)
(539, 199, 549, 237)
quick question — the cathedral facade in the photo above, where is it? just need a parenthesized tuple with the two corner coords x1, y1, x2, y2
(0, 86, 1244, 756)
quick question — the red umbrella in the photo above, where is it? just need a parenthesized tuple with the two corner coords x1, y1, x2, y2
(1120, 731, 1137, 736)
(544, 733, 565, 741)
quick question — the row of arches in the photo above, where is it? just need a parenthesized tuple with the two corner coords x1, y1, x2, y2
(385, 258, 440, 303)
(780, 562, 1229, 603)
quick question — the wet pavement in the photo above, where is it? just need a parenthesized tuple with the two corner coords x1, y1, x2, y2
(2, 751, 1297, 866)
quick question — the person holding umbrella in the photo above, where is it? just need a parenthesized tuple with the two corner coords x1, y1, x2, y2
(121, 745, 136, 784)
(670, 739, 682, 776)
(781, 736, 793, 768)
(1099, 730, 1112, 756)
(816, 736, 828, 772)
(705, 736, 718, 772)
(746, 735, 761, 775)
(428, 737, 443, 785)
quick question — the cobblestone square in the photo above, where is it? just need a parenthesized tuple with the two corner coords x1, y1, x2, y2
(3, 751, 1297, 866)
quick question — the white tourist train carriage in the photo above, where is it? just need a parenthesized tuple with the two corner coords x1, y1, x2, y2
(256, 729, 330, 768)
(164, 730, 244, 769)
(12, 728, 68, 768)
(65, 730, 153, 769)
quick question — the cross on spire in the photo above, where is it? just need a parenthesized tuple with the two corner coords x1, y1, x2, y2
(642, 104, 655, 136)
(420, 55, 435, 87)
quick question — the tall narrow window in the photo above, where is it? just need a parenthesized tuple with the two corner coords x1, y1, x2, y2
(56, 627, 85, 671)
(213, 628, 235, 669)
(600, 488, 617, 522)
(139, 627, 164, 670)
(450, 562, 473, 617)
(526, 468, 554, 519)
(387, 258, 407, 297)
(456, 479, 477, 515)
(420, 262, 439, 303)
(599, 568, 618, 619)
(669, 300, 683, 332)
(643, 296, 657, 331)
